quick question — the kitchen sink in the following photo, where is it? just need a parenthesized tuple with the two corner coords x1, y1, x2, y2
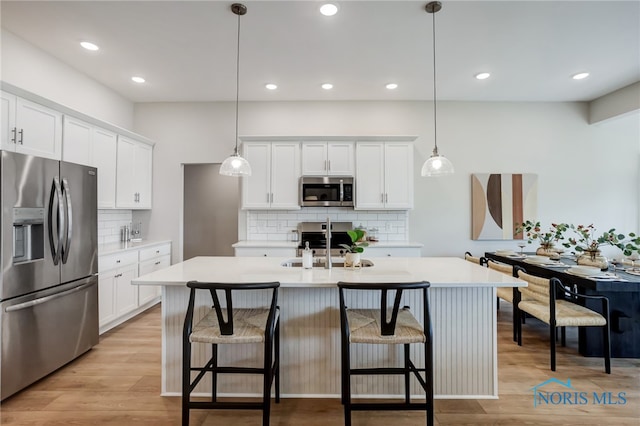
(281, 258, 374, 268)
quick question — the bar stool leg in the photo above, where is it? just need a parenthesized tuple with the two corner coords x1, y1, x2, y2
(341, 336, 352, 426)
(404, 344, 411, 404)
(275, 319, 281, 403)
(211, 344, 218, 402)
(182, 339, 191, 426)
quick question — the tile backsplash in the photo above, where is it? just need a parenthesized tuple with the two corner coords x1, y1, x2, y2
(98, 210, 132, 245)
(246, 208, 408, 242)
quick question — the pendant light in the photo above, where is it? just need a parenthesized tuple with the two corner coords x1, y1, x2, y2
(220, 3, 252, 177)
(421, 1, 454, 177)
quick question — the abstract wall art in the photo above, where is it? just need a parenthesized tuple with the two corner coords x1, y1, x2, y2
(471, 173, 538, 240)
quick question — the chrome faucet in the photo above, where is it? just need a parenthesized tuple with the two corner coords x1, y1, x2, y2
(325, 217, 332, 269)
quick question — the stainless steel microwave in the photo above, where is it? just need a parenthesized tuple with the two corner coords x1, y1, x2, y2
(299, 177, 354, 207)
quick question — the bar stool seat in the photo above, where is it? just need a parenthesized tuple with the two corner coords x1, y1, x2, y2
(182, 281, 280, 426)
(347, 308, 426, 344)
(338, 281, 433, 426)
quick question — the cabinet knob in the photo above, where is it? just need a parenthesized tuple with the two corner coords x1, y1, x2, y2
(116, 259, 121, 263)
(156, 250, 160, 254)
(155, 261, 161, 265)
(263, 254, 267, 257)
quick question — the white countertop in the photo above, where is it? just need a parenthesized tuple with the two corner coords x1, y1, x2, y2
(231, 241, 424, 248)
(132, 256, 524, 288)
(99, 239, 172, 256)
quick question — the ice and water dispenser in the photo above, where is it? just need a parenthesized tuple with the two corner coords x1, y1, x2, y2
(12, 207, 45, 264)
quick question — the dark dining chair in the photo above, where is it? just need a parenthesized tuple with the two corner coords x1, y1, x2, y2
(182, 281, 280, 426)
(337, 281, 433, 426)
(487, 259, 520, 342)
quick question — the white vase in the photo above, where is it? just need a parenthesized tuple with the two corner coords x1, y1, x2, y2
(344, 252, 361, 268)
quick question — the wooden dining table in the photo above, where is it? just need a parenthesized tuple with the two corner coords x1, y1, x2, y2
(485, 251, 640, 359)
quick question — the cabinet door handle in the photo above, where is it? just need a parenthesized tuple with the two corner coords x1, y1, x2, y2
(324, 160, 327, 171)
(116, 259, 121, 263)
(381, 193, 384, 203)
(385, 193, 388, 203)
(154, 261, 161, 265)
(11, 128, 16, 144)
(328, 160, 331, 171)
(18, 129, 24, 144)
(267, 193, 270, 203)
(270, 193, 274, 203)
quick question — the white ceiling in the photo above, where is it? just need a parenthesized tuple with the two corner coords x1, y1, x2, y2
(1, 0, 639, 103)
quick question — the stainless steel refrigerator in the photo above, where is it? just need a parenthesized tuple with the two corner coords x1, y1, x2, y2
(0, 150, 98, 400)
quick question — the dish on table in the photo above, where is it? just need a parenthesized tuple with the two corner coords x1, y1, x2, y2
(495, 249, 516, 256)
(524, 255, 553, 264)
(567, 266, 602, 277)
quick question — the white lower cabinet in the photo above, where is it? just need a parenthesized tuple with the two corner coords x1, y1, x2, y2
(138, 243, 171, 305)
(98, 242, 171, 334)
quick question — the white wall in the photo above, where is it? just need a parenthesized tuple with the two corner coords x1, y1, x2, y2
(134, 100, 640, 261)
(0, 29, 134, 129)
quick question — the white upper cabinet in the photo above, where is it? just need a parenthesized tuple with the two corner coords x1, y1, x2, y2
(92, 128, 118, 209)
(301, 142, 354, 176)
(355, 142, 413, 210)
(62, 116, 92, 165)
(1, 91, 62, 160)
(242, 141, 301, 210)
(1, 91, 17, 151)
(116, 136, 153, 209)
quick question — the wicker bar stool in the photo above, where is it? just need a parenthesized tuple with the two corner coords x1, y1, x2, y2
(182, 281, 280, 426)
(337, 281, 433, 426)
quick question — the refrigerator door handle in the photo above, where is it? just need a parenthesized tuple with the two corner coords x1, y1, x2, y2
(61, 178, 73, 264)
(4, 282, 94, 313)
(48, 177, 65, 266)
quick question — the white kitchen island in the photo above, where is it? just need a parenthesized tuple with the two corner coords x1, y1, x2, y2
(132, 256, 525, 399)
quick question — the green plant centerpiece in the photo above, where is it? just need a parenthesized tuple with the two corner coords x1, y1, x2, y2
(514, 220, 568, 257)
(340, 229, 369, 267)
(562, 224, 640, 269)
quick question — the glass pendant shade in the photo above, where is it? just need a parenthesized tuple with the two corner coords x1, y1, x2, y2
(219, 3, 250, 178)
(422, 1, 454, 178)
(421, 150, 454, 177)
(220, 149, 252, 176)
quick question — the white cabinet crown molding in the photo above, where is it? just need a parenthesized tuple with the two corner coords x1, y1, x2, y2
(1, 81, 153, 146)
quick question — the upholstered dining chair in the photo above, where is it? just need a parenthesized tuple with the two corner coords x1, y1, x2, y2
(487, 259, 519, 342)
(337, 281, 433, 426)
(515, 269, 611, 373)
(182, 281, 280, 426)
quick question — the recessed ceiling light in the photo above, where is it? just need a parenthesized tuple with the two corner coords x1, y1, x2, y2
(131, 76, 146, 83)
(321, 83, 333, 90)
(572, 72, 590, 80)
(265, 83, 278, 90)
(80, 41, 99, 51)
(320, 3, 339, 16)
(475, 72, 491, 80)
(385, 83, 398, 90)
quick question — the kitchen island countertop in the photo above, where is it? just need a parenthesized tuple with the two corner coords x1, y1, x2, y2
(132, 256, 523, 288)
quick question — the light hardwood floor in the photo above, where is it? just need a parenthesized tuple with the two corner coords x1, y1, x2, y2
(1, 302, 638, 425)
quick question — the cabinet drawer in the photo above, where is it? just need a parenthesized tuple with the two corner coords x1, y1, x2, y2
(139, 254, 171, 276)
(99, 251, 138, 272)
(139, 243, 171, 262)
